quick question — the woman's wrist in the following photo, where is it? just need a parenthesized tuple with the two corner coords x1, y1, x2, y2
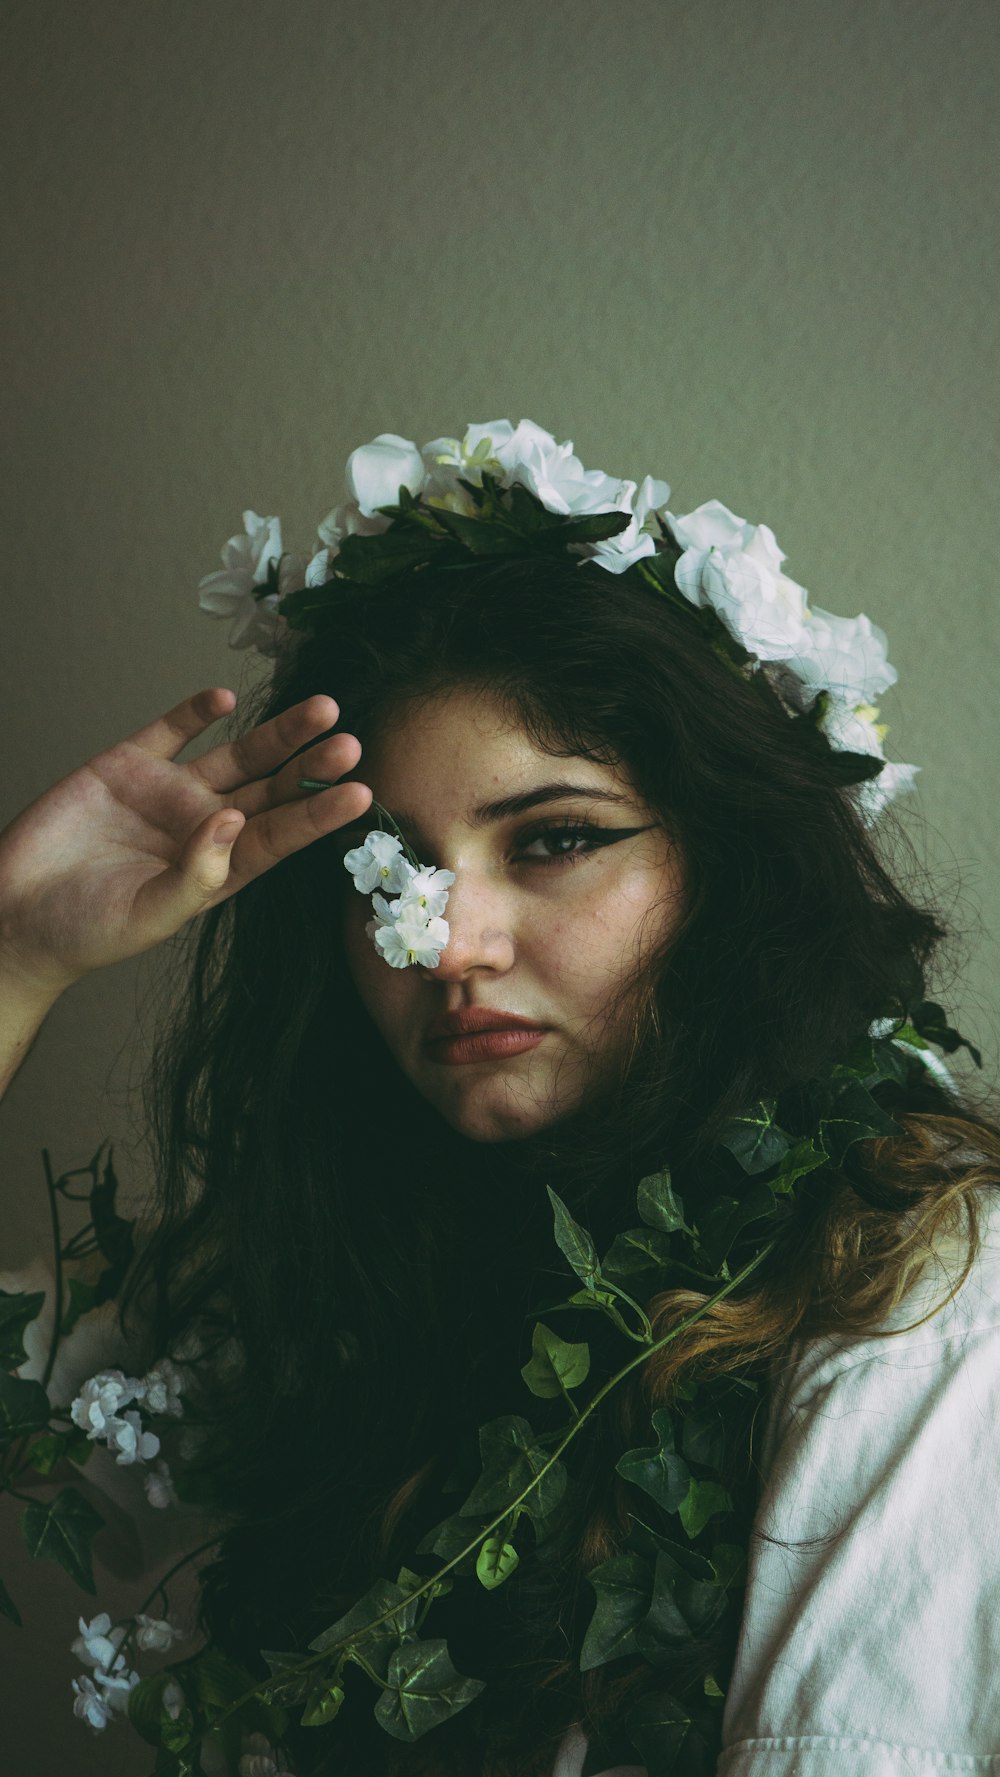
(0, 960, 71, 1100)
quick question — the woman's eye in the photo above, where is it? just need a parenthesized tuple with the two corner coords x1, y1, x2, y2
(515, 823, 650, 864)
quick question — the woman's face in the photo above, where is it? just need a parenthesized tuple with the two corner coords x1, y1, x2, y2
(341, 687, 686, 1143)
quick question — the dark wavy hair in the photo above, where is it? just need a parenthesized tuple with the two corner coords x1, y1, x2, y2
(120, 552, 999, 1775)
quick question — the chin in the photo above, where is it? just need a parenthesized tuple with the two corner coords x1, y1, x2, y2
(419, 1069, 585, 1144)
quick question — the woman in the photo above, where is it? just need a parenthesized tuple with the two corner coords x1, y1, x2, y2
(2, 421, 999, 1777)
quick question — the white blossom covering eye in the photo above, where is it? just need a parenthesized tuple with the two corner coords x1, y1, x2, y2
(133, 1612, 186, 1653)
(140, 1357, 185, 1417)
(347, 830, 453, 968)
(71, 1612, 141, 1730)
(199, 416, 919, 822)
(343, 831, 413, 896)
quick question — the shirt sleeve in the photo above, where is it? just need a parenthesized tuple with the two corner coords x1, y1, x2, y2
(718, 1195, 1000, 1776)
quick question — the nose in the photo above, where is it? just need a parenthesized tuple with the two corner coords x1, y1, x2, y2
(418, 867, 516, 981)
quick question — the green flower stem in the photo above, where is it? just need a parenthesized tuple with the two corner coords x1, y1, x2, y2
(370, 799, 422, 872)
(206, 1240, 775, 1736)
(40, 1149, 64, 1397)
(111, 1534, 225, 1670)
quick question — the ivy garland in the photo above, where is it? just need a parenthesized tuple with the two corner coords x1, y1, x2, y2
(0, 997, 981, 1775)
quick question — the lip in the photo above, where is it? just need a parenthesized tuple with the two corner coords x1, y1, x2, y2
(423, 1007, 550, 1067)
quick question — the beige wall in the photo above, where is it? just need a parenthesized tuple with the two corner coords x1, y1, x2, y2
(2, 2, 998, 1770)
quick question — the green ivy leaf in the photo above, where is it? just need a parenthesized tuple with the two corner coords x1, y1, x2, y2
(636, 1547, 728, 1661)
(615, 1408, 692, 1514)
(693, 1180, 779, 1271)
(258, 1648, 313, 1707)
(26, 1430, 73, 1475)
(307, 1576, 420, 1678)
(546, 1187, 602, 1290)
(770, 1137, 828, 1195)
(818, 1081, 903, 1167)
(579, 1554, 653, 1671)
(21, 1486, 104, 1593)
(301, 1678, 346, 1727)
(520, 1322, 590, 1399)
(679, 1399, 726, 1472)
(459, 1414, 567, 1526)
(636, 1168, 691, 1234)
(677, 1479, 731, 1540)
(718, 1100, 792, 1174)
(373, 1637, 486, 1742)
(58, 1276, 101, 1338)
(710, 1542, 746, 1590)
(0, 1370, 52, 1444)
(625, 1689, 720, 1776)
(0, 1574, 22, 1626)
(415, 1511, 485, 1578)
(475, 1535, 519, 1590)
(0, 1288, 46, 1369)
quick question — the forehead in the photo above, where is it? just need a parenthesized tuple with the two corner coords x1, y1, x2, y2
(362, 686, 633, 810)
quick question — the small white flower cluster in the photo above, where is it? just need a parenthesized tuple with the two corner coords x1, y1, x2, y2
(198, 417, 917, 823)
(71, 1609, 186, 1732)
(70, 1357, 184, 1505)
(343, 830, 454, 968)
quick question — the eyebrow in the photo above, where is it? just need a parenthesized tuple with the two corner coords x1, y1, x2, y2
(388, 781, 633, 843)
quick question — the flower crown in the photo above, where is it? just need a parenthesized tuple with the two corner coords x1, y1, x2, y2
(198, 419, 920, 967)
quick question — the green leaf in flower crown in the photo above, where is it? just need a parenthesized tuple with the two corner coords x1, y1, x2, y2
(536, 508, 635, 551)
(637, 1167, 692, 1235)
(308, 1576, 420, 1677)
(579, 1553, 653, 1671)
(546, 1187, 602, 1290)
(600, 1228, 710, 1295)
(258, 1648, 313, 1707)
(692, 1180, 779, 1272)
(475, 1534, 519, 1590)
(373, 1637, 486, 1741)
(624, 1689, 720, 1777)
(0, 1574, 22, 1626)
(520, 1322, 590, 1399)
(0, 1288, 46, 1370)
(818, 1081, 903, 1168)
(0, 1370, 53, 1444)
(429, 506, 527, 556)
(615, 1408, 692, 1514)
(459, 1414, 567, 1526)
(677, 1479, 731, 1540)
(21, 1485, 104, 1593)
(718, 1101, 792, 1174)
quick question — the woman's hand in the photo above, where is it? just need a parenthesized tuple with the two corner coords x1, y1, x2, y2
(0, 688, 372, 998)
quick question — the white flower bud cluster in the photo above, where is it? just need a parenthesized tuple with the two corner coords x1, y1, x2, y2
(70, 1610, 186, 1732)
(70, 1356, 184, 1504)
(343, 831, 454, 969)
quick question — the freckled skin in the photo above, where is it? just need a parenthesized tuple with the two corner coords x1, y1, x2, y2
(342, 688, 686, 1143)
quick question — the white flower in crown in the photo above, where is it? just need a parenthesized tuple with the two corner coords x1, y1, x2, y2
(71, 1370, 144, 1439)
(198, 511, 309, 655)
(779, 607, 897, 708)
(667, 499, 813, 661)
(143, 1457, 178, 1509)
(72, 1611, 128, 1673)
(818, 697, 920, 824)
(133, 1612, 186, 1653)
(396, 862, 456, 920)
(105, 1409, 160, 1467)
(140, 1357, 185, 1418)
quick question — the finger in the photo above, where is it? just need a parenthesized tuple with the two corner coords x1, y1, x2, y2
(133, 806, 248, 934)
(228, 730, 362, 820)
(128, 688, 238, 763)
(225, 779, 373, 892)
(187, 695, 343, 794)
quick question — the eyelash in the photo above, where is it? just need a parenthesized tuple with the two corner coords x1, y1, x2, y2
(514, 820, 648, 866)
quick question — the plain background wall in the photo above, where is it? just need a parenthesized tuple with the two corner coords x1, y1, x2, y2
(1, 2, 998, 1770)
